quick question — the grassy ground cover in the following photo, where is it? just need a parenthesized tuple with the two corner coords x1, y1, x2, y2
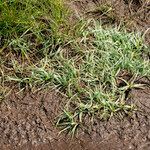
(0, 0, 150, 135)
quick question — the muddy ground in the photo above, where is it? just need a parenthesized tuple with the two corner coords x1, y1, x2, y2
(0, 0, 150, 150)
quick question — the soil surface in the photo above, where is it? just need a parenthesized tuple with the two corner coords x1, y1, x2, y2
(0, 84, 150, 150)
(0, 0, 150, 150)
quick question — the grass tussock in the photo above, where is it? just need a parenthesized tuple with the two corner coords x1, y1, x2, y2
(0, 0, 69, 58)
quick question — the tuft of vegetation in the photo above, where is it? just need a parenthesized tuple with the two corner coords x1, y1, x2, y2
(55, 23, 150, 134)
(0, 0, 69, 58)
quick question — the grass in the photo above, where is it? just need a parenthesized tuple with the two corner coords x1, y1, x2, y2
(0, 0, 69, 58)
(0, 0, 68, 35)
(54, 23, 149, 133)
(0, 0, 150, 135)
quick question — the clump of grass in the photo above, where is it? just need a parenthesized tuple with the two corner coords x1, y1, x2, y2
(8, 21, 149, 134)
(0, 0, 70, 91)
(0, 0, 69, 59)
(0, 0, 68, 36)
(55, 22, 149, 134)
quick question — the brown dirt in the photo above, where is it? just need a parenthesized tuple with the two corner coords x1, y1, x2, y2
(1, 0, 150, 150)
(0, 84, 150, 150)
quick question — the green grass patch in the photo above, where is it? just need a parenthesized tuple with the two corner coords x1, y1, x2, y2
(0, 0, 69, 58)
(6, 22, 150, 134)
(54, 23, 150, 134)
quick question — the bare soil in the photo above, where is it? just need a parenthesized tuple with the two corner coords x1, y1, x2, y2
(0, 84, 150, 150)
(0, 0, 150, 149)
